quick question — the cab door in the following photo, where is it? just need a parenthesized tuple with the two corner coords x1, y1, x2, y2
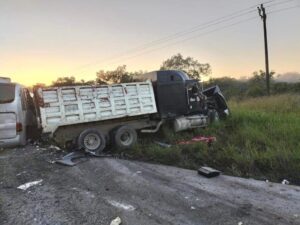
(186, 82, 204, 114)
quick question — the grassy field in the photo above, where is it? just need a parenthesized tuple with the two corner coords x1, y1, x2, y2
(119, 94, 300, 185)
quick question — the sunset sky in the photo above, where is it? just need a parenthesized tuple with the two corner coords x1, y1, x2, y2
(1, 0, 300, 86)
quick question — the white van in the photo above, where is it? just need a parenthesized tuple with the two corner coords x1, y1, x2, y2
(0, 77, 36, 148)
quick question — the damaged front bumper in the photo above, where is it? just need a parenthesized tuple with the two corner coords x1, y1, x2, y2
(202, 85, 229, 118)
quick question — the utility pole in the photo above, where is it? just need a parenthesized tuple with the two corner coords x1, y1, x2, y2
(258, 4, 270, 95)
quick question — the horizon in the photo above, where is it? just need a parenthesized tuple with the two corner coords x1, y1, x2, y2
(4, 70, 300, 87)
(1, 0, 300, 86)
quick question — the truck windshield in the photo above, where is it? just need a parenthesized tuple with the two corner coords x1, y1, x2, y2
(0, 83, 15, 103)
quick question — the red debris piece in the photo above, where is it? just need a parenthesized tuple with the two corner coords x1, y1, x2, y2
(177, 136, 216, 145)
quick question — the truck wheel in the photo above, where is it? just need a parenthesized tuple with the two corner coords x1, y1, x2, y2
(112, 125, 137, 150)
(78, 129, 106, 153)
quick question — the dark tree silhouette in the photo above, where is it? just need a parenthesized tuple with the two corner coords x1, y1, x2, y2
(96, 65, 142, 84)
(160, 53, 211, 80)
(52, 76, 77, 86)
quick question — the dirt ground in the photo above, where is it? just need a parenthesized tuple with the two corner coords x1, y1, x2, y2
(0, 145, 300, 225)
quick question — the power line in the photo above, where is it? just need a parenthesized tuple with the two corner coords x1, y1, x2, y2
(100, 16, 258, 66)
(265, 0, 297, 8)
(101, 3, 300, 67)
(116, 9, 256, 54)
(73, 10, 256, 72)
(71, 0, 299, 74)
(71, 0, 276, 73)
(269, 4, 300, 13)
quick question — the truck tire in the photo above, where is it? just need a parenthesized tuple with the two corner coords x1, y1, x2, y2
(77, 128, 106, 153)
(112, 125, 137, 150)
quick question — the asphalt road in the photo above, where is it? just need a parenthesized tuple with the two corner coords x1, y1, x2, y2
(0, 145, 300, 225)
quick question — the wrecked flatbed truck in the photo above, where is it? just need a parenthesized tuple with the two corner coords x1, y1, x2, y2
(33, 70, 229, 154)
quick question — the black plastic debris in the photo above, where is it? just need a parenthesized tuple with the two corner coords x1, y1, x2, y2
(198, 166, 221, 178)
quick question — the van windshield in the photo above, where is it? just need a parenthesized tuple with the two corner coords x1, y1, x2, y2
(0, 83, 15, 103)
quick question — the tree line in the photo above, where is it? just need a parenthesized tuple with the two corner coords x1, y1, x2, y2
(50, 53, 300, 99)
(205, 70, 300, 99)
(51, 53, 210, 86)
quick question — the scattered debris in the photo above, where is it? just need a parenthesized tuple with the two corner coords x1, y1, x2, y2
(281, 179, 290, 185)
(154, 136, 216, 148)
(55, 148, 111, 166)
(56, 151, 87, 166)
(46, 160, 56, 164)
(50, 145, 61, 151)
(32, 141, 41, 146)
(178, 136, 216, 145)
(110, 217, 122, 225)
(107, 200, 135, 211)
(198, 166, 221, 178)
(154, 141, 172, 148)
(17, 179, 43, 190)
(16, 171, 27, 176)
(88, 150, 112, 157)
(84, 191, 95, 199)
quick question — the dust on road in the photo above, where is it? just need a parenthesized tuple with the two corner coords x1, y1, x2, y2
(0, 146, 299, 225)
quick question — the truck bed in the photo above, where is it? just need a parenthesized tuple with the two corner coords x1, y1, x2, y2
(35, 81, 157, 134)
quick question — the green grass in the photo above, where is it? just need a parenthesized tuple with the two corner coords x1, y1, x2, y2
(119, 94, 300, 184)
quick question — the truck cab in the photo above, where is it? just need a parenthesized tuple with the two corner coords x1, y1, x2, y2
(140, 70, 229, 131)
(140, 70, 228, 118)
(0, 77, 36, 148)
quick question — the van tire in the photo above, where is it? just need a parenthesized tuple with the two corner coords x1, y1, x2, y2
(112, 125, 137, 150)
(77, 129, 106, 154)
